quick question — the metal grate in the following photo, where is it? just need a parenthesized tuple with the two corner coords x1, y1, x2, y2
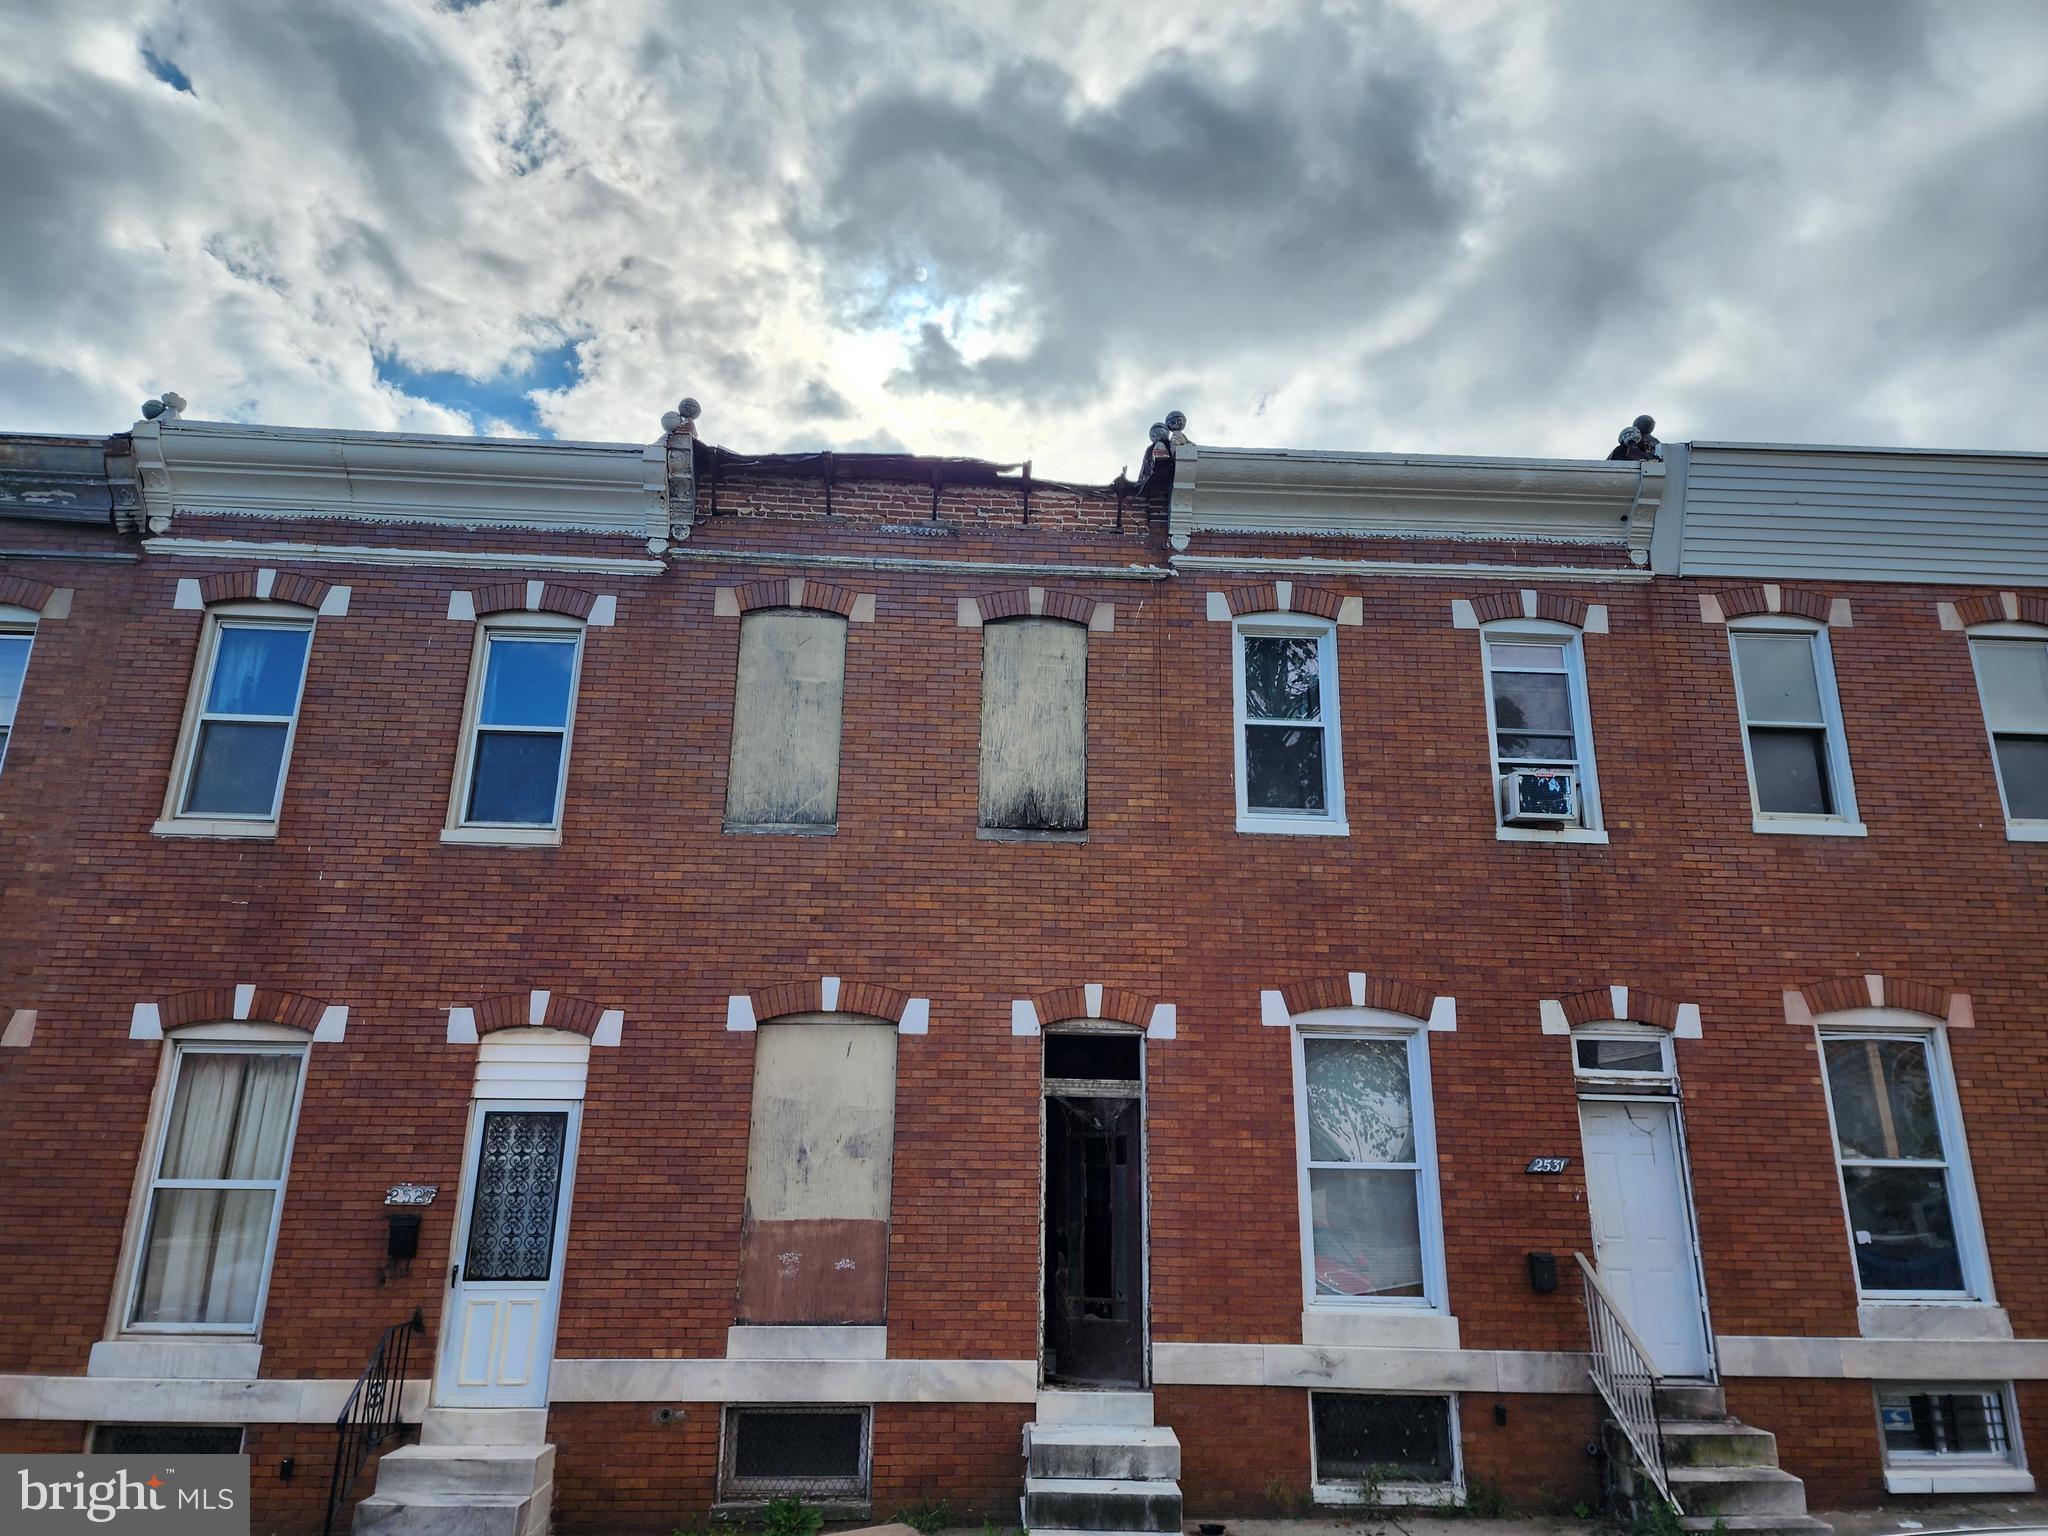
(1310, 1392, 1454, 1486)
(90, 1425, 244, 1455)
(720, 1406, 871, 1503)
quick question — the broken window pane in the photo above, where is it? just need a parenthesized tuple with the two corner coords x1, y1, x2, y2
(979, 618, 1087, 831)
(726, 610, 847, 827)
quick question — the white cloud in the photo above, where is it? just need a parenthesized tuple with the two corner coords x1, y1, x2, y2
(1, 0, 2043, 478)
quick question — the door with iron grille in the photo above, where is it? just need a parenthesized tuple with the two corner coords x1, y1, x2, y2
(437, 1102, 580, 1408)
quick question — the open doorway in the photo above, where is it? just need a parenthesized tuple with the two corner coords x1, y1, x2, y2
(1042, 1030, 1145, 1388)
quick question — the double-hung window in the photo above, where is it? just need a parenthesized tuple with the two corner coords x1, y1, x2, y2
(1818, 1027, 1989, 1300)
(1968, 632, 2048, 835)
(1293, 1016, 1444, 1308)
(1481, 625, 1603, 838)
(161, 610, 314, 834)
(1235, 619, 1345, 834)
(0, 615, 34, 776)
(447, 619, 583, 842)
(127, 1043, 308, 1332)
(1729, 620, 1861, 833)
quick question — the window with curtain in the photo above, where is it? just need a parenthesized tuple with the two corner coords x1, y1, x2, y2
(129, 1046, 305, 1330)
(1301, 1034, 1431, 1300)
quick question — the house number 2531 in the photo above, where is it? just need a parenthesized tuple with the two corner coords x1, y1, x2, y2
(1525, 1156, 1571, 1174)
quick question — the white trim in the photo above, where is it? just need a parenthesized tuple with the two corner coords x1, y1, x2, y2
(1176, 554, 1652, 583)
(129, 1004, 163, 1041)
(592, 1009, 624, 1048)
(1145, 1004, 1177, 1041)
(146, 537, 665, 577)
(1289, 1007, 1450, 1318)
(1479, 619, 1604, 836)
(1, 1009, 36, 1048)
(1966, 630, 2048, 836)
(725, 1326, 887, 1361)
(1232, 613, 1346, 835)
(550, 1357, 1035, 1403)
(1728, 616, 1862, 832)
(899, 998, 930, 1035)
(447, 1007, 479, 1045)
(725, 995, 757, 1032)
(446, 614, 584, 838)
(1814, 1018, 1995, 1306)
(1011, 1000, 1042, 1036)
(160, 606, 316, 834)
(676, 548, 1170, 582)
(1884, 1468, 2035, 1495)
(1153, 1342, 1586, 1393)
(87, 1340, 262, 1381)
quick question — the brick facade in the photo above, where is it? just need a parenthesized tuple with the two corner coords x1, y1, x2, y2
(3, 431, 2045, 1531)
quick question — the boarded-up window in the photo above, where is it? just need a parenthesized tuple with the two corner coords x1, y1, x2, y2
(726, 610, 846, 828)
(979, 618, 1087, 831)
(736, 1016, 897, 1324)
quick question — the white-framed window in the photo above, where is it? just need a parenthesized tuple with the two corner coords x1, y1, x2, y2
(0, 609, 35, 777)
(1728, 618, 1862, 835)
(1234, 617, 1346, 835)
(1876, 1383, 2031, 1494)
(1571, 1026, 1675, 1084)
(1966, 628, 2048, 839)
(1480, 621, 1603, 841)
(124, 1040, 309, 1334)
(445, 615, 584, 844)
(1291, 1010, 1445, 1310)
(1309, 1391, 1461, 1506)
(159, 606, 315, 834)
(1817, 1022, 1990, 1301)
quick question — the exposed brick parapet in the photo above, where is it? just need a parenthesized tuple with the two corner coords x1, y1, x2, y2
(1794, 973, 1970, 1027)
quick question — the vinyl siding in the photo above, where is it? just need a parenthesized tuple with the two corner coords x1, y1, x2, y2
(1675, 445, 2048, 585)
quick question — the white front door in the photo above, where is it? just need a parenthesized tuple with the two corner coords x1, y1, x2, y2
(437, 1101, 580, 1408)
(1579, 1099, 1711, 1378)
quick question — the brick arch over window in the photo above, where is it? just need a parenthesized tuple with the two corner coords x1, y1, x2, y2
(0, 574, 59, 613)
(1952, 592, 2048, 628)
(1716, 584, 1833, 622)
(128, 984, 348, 1041)
(725, 975, 931, 1034)
(1538, 984, 1702, 1037)
(1222, 579, 1349, 621)
(1468, 589, 1591, 627)
(975, 588, 1103, 628)
(1259, 971, 1457, 1031)
(194, 568, 334, 610)
(445, 988, 625, 1045)
(1789, 973, 1974, 1029)
(472, 581, 599, 620)
(734, 578, 861, 618)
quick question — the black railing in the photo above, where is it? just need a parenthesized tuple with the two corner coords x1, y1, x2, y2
(322, 1308, 426, 1536)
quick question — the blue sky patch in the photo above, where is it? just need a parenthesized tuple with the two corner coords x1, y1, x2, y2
(375, 341, 582, 435)
(141, 48, 195, 95)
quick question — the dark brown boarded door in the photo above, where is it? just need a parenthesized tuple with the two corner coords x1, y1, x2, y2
(1043, 1031, 1144, 1388)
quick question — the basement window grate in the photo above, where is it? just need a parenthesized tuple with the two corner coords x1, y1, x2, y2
(1310, 1393, 1458, 1502)
(719, 1406, 871, 1504)
(90, 1425, 245, 1455)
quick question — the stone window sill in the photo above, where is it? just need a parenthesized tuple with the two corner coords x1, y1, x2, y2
(152, 817, 278, 840)
(1883, 1467, 2034, 1495)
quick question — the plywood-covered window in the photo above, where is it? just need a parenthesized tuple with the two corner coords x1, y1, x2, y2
(979, 617, 1087, 832)
(726, 610, 847, 830)
(736, 1016, 897, 1324)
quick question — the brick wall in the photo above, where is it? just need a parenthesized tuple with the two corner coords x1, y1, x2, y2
(3, 475, 2045, 1525)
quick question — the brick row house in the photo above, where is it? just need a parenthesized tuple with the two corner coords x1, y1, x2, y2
(1, 401, 2045, 1535)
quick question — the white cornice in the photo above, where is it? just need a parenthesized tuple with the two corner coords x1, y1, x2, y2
(142, 537, 664, 575)
(132, 419, 671, 550)
(1168, 441, 1662, 562)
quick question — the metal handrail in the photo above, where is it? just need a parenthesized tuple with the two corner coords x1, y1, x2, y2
(1574, 1253, 1676, 1509)
(322, 1308, 426, 1536)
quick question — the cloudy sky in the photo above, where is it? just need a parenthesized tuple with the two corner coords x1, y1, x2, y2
(3, 1, 2044, 479)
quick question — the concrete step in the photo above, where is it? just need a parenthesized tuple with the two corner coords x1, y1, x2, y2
(1668, 1466, 1809, 1518)
(419, 1408, 550, 1447)
(1025, 1424, 1180, 1482)
(1024, 1476, 1182, 1533)
(353, 1486, 551, 1536)
(371, 1444, 556, 1498)
(1035, 1390, 1154, 1427)
(1658, 1383, 1728, 1420)
(1679, 1517, 1833, 1536)
(1660, 1419, 1779, 1468)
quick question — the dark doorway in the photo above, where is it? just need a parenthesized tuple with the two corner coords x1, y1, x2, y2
(1043, 1091, 1144, 1387)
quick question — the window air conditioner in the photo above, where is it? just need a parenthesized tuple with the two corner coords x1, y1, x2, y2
(1500, 769, 1578, 826)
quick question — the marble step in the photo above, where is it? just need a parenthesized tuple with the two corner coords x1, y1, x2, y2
(1668, 1465, 1808, 1518)
(371, 1444, 555, 1498)
(1024, 1476, 1182, 1533)
(352, 1486, 551, 1536)
(1034, 1390, 1154, 1427)
(1660, 1418, 1779, 1468)
(1025, 1424, 1180, 1482)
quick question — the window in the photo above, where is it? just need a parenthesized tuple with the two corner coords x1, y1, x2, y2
(1482, 626, 1602, 837)
(126, 1044, 307, 1332)
(448, 619, 583, 840)
(0, 621, 33, 776)
(1969, 634, 2048, 831)
(1310, 1393, 1459, 1505)
(736, 1016, 896, 1324)
(719, 1406, 870, 1505)
(726, 610, 847, 831)
(979, 617, 1087, 833)
(165, 612, 313, 829)
(90, 1425, 244, 1455)
(1819, 1030, 1987, 1299)
(1876, 1384, 2031, 1493)
(1729, 622, 1860, 832)
(1573, 1030, 1674, 1081)
(1293, 1018, 1443, 1307)
(1234, 619, 1345, 834)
